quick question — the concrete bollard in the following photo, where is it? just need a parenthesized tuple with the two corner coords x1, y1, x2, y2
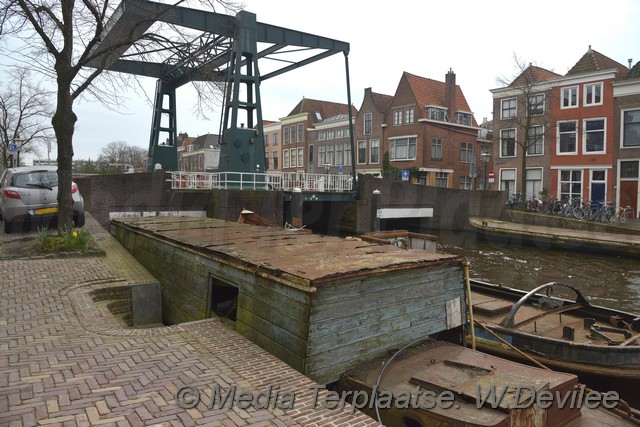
(292, 188, 303, 228)
(372, 189, 381, 232)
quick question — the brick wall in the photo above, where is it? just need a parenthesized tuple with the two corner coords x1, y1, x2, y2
(74, 171, 212, 228)
(356, 174, 506, 232)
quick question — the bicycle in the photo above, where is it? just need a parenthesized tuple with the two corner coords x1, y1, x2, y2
(506, 192, 522, 210)
(611, 205, 634, 224)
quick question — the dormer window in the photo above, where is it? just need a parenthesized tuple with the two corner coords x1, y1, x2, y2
(426, 106, 448, 122)
(455, 112, 472, 126)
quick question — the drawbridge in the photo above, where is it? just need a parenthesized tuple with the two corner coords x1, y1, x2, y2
(88, 0, 355, 198)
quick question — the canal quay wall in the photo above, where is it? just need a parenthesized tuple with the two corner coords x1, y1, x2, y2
(75, 171, 506, 234)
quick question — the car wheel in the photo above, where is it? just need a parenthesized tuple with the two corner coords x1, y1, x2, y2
(3, 217, 12, 234)
(74, 212, 86, 228)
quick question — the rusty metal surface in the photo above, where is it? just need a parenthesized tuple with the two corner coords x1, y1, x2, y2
(112, 216, 463, 288)
(340, 340, 637, 426)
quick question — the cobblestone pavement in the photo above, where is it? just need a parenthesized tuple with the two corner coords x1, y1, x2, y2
(0, 215, 381, 426)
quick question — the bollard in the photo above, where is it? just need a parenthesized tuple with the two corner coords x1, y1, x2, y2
(291, 188, 303, 228)
(372, 189, 381, 232)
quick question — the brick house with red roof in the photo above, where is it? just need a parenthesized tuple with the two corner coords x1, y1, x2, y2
(382, 70, 482, 188)
(549, 48, 629, 207)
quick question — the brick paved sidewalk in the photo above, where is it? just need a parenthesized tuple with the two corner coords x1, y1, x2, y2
(0, 214, 381, 427)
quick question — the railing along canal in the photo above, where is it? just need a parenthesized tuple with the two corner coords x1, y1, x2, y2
(168, 171, 354, 192)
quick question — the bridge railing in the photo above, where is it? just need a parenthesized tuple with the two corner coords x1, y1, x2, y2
(168, 171, 354, 192)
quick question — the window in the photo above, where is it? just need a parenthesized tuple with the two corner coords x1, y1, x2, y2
(290, 125, 297, 143)
(561, 86, 578, 108)
(559, 170, 582, 201)
(357, 140, 367, 164)
(527, 126, 544, 156)
(327, 130, 334, 140)
(529, 94, 544, 116)
(500, 169, 516, 195)
(335, 143, 344, 166)
(318, 131, 326, 141)
(621, 161, 639, 179)
(318, 146, 326, 167)
(326, 144, 334, 166)
(584, 118, 605, 153)
(432, 138, 442, 160)
(389, 137, 417, 161)
(370, 139, 379, 164)
(557, 121, 577, 154)
(297, 148, 303, 168)
(427, 106, 448, 121)
(273, 133, 278, 145)
(393, 110, 402, 126)
(345, 142, 352, 165)
(364, 113, 372, 134)
(284, 127, 290, 144)
(459, 176, 472, 190)
(456, 112, 472, 126)
(501, 99, 516, 119)
(623, 109, 640, 147)
(500, 129, 516, 157)
(405, 108, 414, 124)
(525, 168, 542, 199)
(297, 124, 304, 142)
(264, 134, 269, 147)
(336, 129, 344, 138)
(283, 150, 289, 168)
(584, 82, 602, 106)
(272, 151, 278, 169)
(435, 172, 448, 188)
(460, 142, 473, 163)
(308, 145, 313, 165)
(289, 148, 297, 168)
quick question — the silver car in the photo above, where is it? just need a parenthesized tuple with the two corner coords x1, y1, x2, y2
(0, 166, 85, 233)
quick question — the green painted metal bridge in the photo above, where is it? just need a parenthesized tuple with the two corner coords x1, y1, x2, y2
(88, 0, 356, 201)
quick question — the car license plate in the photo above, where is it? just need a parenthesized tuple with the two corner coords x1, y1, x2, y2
(31, 207, 58, 215)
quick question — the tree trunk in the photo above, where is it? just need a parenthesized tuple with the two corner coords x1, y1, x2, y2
(52, 77, 77, 233)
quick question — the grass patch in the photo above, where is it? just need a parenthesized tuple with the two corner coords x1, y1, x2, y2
(36, 227, 94, 253)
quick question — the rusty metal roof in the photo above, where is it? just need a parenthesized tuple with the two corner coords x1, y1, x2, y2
(112, 216, 463, 290)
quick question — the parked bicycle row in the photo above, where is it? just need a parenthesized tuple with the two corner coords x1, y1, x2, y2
(506, 193, 634, 223)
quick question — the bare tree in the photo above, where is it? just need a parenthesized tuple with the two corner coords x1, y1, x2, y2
(0, 69, 54, 168)
(495, 55, 560, 202)
(97, 140, 147, 169)
(0, 0, 239, 230)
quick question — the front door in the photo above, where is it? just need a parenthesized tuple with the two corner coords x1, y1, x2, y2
(620, 181, 639, 218)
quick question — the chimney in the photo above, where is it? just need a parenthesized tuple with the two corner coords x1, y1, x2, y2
(445, 69, 456, 123)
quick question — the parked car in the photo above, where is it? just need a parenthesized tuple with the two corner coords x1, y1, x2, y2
(0, 166, 85, 233)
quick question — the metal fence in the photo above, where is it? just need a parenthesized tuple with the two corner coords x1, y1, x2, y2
(168, 171, 354, 192)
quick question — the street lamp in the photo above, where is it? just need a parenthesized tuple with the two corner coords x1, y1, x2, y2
(324, 163, 331, 174)
(480, 149, 491, 190)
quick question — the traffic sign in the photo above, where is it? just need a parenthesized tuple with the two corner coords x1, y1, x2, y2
(8, 143, 18, 153)
(401, 169, 409, 181)
(488, 170, 495, 183)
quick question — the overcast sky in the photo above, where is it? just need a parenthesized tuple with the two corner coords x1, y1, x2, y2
(15, 0, 640, 163)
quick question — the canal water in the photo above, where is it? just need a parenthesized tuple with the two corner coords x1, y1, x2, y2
(432, 229, 640, 408)
(433, 229, 640, 315)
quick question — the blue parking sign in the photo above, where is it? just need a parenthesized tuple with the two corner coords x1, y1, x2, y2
(8, 143, 18, 153)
